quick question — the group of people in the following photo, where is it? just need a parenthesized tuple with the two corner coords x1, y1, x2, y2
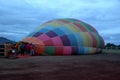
(17, 42, 35, 56)
(7, 42, 35, 59)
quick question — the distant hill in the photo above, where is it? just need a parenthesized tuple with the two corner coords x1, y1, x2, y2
(0, 37, 16, 44)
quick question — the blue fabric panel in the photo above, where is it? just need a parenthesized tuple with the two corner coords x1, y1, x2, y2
(44, 26, 55, 30)
(84, 47, 89, 54)
(59, 26, 72, 35)
(38, 28, 49, 33)
(67, 34, 77, 46)
(78, 47, 84, 54)
(54, 28, 65, 36)
(27, 31, 36, 37)
(74, 32, 83, 46)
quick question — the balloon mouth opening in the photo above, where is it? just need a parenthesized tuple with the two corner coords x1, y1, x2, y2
(21, 37, 44, 46)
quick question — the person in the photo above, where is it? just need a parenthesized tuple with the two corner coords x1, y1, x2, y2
(25, 43, 30, 54)
(20, 42, 25, 56)
(29, 43, 34, 56)
(7, 44, 18, 59)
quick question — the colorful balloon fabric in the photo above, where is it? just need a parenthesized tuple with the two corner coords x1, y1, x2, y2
(22, 18, 104, 55)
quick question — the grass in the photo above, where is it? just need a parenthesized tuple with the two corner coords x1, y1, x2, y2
(102, 49, 120, 54)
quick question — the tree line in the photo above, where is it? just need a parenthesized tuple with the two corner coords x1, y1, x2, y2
(105, 43, 120, 49)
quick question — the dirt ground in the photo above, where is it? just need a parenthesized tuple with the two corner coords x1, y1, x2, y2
(0, 53, 120, 80)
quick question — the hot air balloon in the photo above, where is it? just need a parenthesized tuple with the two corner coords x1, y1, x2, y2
(20, 18, 104, 55)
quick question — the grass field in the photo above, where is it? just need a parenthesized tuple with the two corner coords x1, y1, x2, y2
(103, 49, 120, 54)
(0, 51, 120, 80)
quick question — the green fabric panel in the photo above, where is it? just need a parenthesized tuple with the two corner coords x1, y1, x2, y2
(101, 36, 105, 48)
(63, 18, 76, 22)
(98, 35, 104, 48)
(44, 46, 55, 55)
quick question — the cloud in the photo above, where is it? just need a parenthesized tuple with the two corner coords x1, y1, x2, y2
(0, 0, 120, 44)
(103, 33, 120, 44)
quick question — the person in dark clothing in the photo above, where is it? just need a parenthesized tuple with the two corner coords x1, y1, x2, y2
(25, 43, 30, 54)
(20, 43, 25, 56)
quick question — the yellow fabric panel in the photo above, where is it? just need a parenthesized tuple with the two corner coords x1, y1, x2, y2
(79, 32, 89, 46)
(88, 47, 96, 54)
(49, 21, 62, 27)
(86, 32, 93, 47)
(64, 23, 79, 32)
(33, 25, 44, 31)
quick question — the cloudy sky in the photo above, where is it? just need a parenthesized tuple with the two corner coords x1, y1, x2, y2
(0, 0, 120, 44)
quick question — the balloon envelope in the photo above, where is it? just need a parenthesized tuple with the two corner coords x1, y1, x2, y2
(21, 18, 104, 55)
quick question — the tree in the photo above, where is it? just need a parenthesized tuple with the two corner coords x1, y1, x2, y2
(105, 43, 117, 49)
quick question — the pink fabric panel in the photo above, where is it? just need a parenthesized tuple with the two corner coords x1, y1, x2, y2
(43, 39, 54, 46)
(38, 34, 50, 41)
(63, 46, 72, 55)
(51, 37, 63, 46)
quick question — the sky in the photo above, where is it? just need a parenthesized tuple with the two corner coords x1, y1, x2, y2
(0, 0, 120, 44)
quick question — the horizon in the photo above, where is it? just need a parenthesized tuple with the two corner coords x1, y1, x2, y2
(0, 0, 120, 44)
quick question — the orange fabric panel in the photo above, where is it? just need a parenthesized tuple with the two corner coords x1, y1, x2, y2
(22, 37, 44, 46)
(34, 45, 45, 55)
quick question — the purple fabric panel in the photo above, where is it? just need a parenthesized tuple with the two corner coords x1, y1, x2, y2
(33, 32, 42, 37)
(72, 46, 78, 55)
(46, 31, 58, 38)
(60, 35, 70, 46)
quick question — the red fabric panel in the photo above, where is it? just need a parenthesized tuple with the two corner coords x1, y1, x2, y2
(59, 20, 69, 23)
(73, 22, 86, 32)
(89, 33, 97, 47)
(55, 46, 63, 55)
